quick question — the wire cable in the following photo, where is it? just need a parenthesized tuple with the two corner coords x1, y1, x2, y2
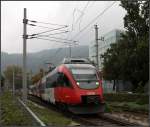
(28, 20, 67, 27)
(28, 26, 68, 36)
(32, 37, 78, 45)
(71, 1, 116, 40)
(35, 35, 77, 42)
(50, 2, 80, 60)
(27, 23, 57, 29)
(75, 1, 90, 24)
(43, 31, 69, 36)
(71, 9, 76, 31)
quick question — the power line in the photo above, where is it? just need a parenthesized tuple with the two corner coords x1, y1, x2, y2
(67, 1, 95, 40)
(42, 31, 69, 36)
(71, 9, 76, 31)
(78, 1, 90, 30)
(27, 17, 70, 62)
(27, 23, 58, 29)
(71, 1, 116, 40)
(50, 2, 79, 60)
(34, 35, 77, 42)
(74, 1, 90, 24)
(32, 37, 78, 45)
(28, 19, 67, 27)
(27, 31, 69, 38)
(28, 26, 68, 36)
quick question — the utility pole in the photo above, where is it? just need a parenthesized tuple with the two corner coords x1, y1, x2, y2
(23, 8, 27, 104)
(12, 68, 15, 96)
(94, 25, 99, 69)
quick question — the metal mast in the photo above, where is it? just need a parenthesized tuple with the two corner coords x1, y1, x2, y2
(23, 8, 27, 104)
(94, 25, 99, 69)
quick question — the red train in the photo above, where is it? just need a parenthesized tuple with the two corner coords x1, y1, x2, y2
(29, 58, 105, 114)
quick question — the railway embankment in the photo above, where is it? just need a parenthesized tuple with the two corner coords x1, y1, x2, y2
(104, 93, 149, 126)
(0, 91, 39, 126)
(0, 91, 79, 126)
(104, 93, 148, 113)
(27, 100, 79, 126)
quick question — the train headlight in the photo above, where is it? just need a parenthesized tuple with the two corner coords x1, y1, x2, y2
(96, 82, 99, 85)
(77, 82, 80, 86)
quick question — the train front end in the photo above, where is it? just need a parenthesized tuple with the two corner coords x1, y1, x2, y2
(64, 63, 105, 114)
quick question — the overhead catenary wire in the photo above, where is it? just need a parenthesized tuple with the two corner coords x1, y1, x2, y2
(40, 31, 69, 36)
(32, 37, 78, 45)
(28, 26, 68, 36)
(34, 35, 77, 42)
(78, 1, 90, 30)
(74, 1, 90, 24)
(26, 8, 77, 64)
(27, 31, 69, 39)
(48, 2, 82, 60)
(27, 23, 59, 29)
(52, 5, 78, 59)
(28, 19, 67, 27)
(71, 1, 116, 40)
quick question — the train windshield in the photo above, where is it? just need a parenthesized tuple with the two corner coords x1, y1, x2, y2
(71, 68, 99, 89)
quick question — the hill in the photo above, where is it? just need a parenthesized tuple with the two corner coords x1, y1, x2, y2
(1, 45, 89, 74)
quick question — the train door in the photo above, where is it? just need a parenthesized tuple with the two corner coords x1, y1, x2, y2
(45, 75, 56, 104)
(57, 73, 73, 103)
(55, 72, 73, 104)
(55, 72, 64, 103)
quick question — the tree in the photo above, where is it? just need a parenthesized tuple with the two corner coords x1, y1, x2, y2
(3, 65, 23, 89)
(101, 1, 149, 91)
(31, 68, 44, 84)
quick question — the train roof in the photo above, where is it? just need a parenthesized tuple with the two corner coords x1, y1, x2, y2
(64, 63, 96, 69)
(62, 57, 91, 64)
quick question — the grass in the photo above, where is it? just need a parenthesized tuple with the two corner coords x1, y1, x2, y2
(103, 93, 149, 104)
(28, 101, 76, 126)
(107, 101, 148, 114)
(0, 91, 36, 126)
(104, 93, 149, 114)
(104, 103, 112, 113)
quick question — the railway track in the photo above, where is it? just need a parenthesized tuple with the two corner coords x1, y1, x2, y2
(27, 95, 141, 126)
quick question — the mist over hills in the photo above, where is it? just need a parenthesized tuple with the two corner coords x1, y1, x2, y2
(2, 45, 89, 74)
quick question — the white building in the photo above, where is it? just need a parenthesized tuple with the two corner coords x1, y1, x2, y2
(89, 29, 123, 71)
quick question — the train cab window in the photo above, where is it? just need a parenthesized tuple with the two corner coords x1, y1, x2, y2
(63, 75, 72, 87)
(57, 72, 72, 88)
(70, 68, 99, 89)
(57, 73, 63, 85)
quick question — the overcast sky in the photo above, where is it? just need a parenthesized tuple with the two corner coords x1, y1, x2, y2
(2, 1, 126, 54)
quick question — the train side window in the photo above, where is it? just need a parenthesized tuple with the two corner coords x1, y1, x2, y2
(46, 77, 53, 88)
(51, 73, 58, 87)
(46, 72, 58, 88)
